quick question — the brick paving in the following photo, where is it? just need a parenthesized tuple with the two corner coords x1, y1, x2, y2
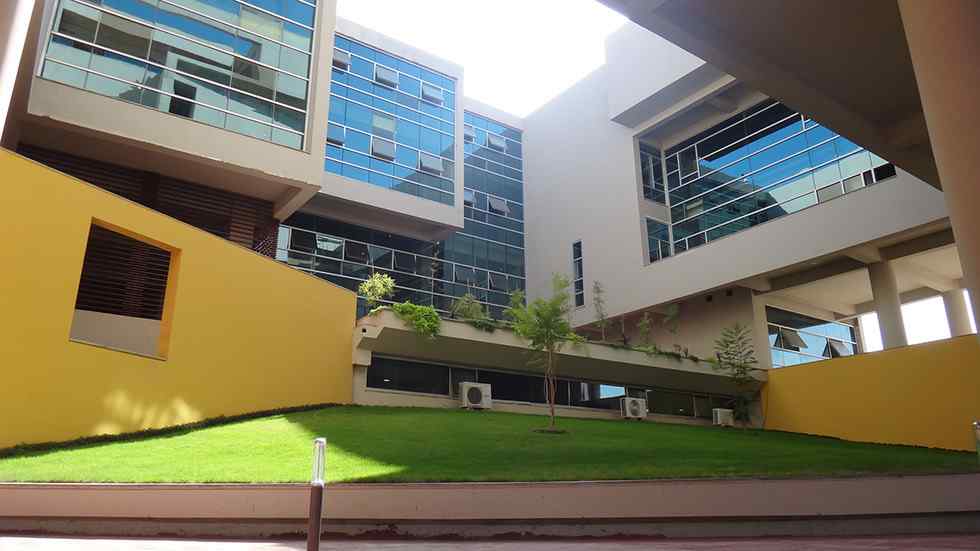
(2, 535, 979, 550)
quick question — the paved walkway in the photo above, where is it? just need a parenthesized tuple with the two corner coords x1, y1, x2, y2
(2, 535, 979, 550)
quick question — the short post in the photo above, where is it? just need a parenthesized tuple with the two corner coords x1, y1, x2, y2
(307, 437, 326, 551)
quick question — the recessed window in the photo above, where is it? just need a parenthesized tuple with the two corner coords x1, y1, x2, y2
(873, 163, 896, 182)
(327, 123, 345, 145)
(70, 223, 175, 358)
(419, 152, 443, 174)
(487, 133, 506, 152)
(843, 174, 865, 193)
(464, 189, 475, 207)
(825, 340, 852, 358)
(489, 272, 508, 291)
(372, 112, 396, 139)
(374, 65, 399, 88)
(332, 48, 350, 70)
(421, 82, 443, 105)
(344, 240, 369, 263)
(779, 328, 807, 350)
(455, 265, 477, 285)
(816, 181, 843, 202)
(394, 251, 416, 273)
(371, 137, 396, 160)
(464, 124, 475, 143)
(488, 196, 510, 216)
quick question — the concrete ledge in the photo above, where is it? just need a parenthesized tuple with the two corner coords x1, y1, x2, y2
(2, 474, 978, 521)
(3, 513, 980, 540)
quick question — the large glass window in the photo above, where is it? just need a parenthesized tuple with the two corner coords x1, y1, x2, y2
(640, 145, 665, 204)
(646, 218, 671, 263)
(364, 357, 734, 416)
(660, 100, 897, 252)
(40, 0, 313, 148)
(766, 306, 858, 368)
(279, 213, 524, 319)
(326, 33, 457, 206)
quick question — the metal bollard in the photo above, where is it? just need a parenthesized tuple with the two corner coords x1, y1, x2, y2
(307, 437, 326, 551)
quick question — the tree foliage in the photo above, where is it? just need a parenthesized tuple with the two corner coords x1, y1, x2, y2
(506, 274, 582, 429)
(450, 293, 497, 331)
(391, 302, 441, 339)
(712, 323, 759, 423)
(591, 280, 610, 341)
(358, 272, 395, 309)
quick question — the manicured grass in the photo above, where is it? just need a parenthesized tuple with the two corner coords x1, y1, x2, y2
(0, 406, 975, 483)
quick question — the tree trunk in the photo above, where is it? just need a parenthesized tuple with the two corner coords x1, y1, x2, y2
(546, 348, 556, 428)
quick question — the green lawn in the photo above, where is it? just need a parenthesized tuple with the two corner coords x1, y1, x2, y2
(0, 406, 975, 483)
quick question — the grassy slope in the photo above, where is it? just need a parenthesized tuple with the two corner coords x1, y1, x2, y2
(0, 406, 975, 483)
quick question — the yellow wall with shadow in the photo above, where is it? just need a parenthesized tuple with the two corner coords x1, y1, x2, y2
(0, 150, 356, 449)
(763, 335, 980, 451)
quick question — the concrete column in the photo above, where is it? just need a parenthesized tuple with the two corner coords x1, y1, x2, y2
(868, 261, 907, 348)
(942, 289, 974, 337)
(0, 0, 34, 142)
(899, 0, 980, 335)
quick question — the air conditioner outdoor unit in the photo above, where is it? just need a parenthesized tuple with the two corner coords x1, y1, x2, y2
(620, 397, 647, 420)
(712, 408, 735, 427)
(460, 382, 492, 409)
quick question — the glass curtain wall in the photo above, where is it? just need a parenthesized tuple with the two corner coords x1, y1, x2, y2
(327, 34, 457, 205)
(280, 111, 524, 320)
(767, 306, 858, 368)
(41, 0, 316, 148)
(663, 99, 897, 252)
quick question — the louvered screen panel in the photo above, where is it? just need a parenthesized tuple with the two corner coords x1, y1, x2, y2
(17, 145, 279, 255)
(18, 144, 144, 202)
(75, 225, 171, 320)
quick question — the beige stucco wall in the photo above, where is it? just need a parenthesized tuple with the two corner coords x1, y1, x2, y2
(69, 309, 161, 358)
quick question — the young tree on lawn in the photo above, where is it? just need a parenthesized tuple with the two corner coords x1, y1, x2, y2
(712, 323, 759, 423)
(592, 280, 610, 341)
(506, 273, 581, 430)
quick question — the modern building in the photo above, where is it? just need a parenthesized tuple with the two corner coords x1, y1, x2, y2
(1, 0, 978, 452)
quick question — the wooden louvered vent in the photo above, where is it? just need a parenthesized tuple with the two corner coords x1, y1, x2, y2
(17, 145, 279, 255)
(75, 225, 171, 320)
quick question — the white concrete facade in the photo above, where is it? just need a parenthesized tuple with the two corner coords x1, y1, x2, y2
(521, 22, 951, 366)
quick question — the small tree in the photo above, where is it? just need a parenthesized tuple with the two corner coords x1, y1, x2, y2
(712, 323, 758, 424)
(358, 272, 394, 310)
(591, 280, 610, 341)
(506, 273, 580, 431)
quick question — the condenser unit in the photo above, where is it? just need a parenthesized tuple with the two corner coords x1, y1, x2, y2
(460, 382, 492, 409)
(712, 408, 735, 427)
(620, 397, 647, 420)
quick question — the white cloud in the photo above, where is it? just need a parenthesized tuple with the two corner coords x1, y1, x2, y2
(336, 0, 626, 117)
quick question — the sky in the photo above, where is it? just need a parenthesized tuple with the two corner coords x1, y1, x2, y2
(859, 291, 976, 352)
(336, 0, 627, 117)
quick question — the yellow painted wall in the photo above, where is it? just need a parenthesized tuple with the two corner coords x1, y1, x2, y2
(0, 151, 356, 449)
(764, 335, 980, 451)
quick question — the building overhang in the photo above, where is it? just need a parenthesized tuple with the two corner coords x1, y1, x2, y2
(600, 0, 940, 189)
(354, 309, 761, 396)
